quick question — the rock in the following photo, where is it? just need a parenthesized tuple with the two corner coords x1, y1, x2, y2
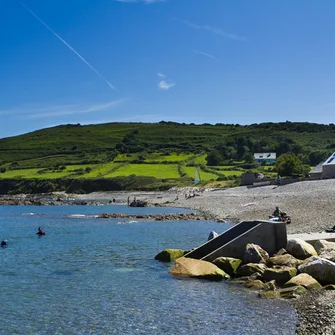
(154, 249, 186, 262)
(232, 272, 263, 284)
(212, 257, 242, 276)
(314, 240, 335, 255)
(208, 231, 219, 241)
(322, 284, 335, 290)
(246, 280, 266, 290)
(259, 290, 280, 299)
(283, 273, 322, 290)
(275, 248, 288, 256)
(266, 254, 303, 268)
(169, 257, 230, 281)
(286, 238, 318, 260)
(263, 280, 277, 291)
(259, 286, 308, 299)
(244, 243, 269, 264)
(318, 250, 335, 262)
(279, 286, 308, 299)
(235, 263, 267, 277)
(298, 257, 335, 284)
(263, 267, 297, 284)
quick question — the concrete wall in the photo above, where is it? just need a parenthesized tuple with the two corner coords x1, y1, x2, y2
(185, 220, 287, 262)
(322, 165, 335, 178)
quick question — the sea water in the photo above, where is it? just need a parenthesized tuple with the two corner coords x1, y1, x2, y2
(0, 205, 297, 335)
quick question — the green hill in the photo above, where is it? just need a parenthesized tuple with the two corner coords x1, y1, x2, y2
(0, 121, 334, 193)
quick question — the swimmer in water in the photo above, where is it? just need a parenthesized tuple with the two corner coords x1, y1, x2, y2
(36, 227, 46, 236)
(1, 240, 7, 248)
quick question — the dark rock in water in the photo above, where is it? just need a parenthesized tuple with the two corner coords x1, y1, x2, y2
(208, 231, 219, 241)
(1, 240, 7, 248)
(129, 200, 147, 207)
(154, 249, 186, 262)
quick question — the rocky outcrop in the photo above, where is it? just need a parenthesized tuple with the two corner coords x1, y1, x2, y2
(244, 243, 269, 264)
(155, 249, 186, 262)
(263, 267, 297, 285)
(212, 257, 242, 276)
(98, 213, 211, 221)
(283, 273, 322, 290)
(286, 238, 318, 260)
(266, 254, 302, 268)
(298, 257, 335, 284)
(169, 257, 230, 281)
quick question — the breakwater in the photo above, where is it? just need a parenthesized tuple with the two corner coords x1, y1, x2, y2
(97, 212, 215, 221)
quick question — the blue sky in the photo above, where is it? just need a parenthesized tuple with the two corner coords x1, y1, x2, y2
(1, 0, 335, 138)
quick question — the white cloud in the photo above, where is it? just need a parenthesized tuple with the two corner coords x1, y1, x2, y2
(0, 99, 127, 119)
(158, 80, 175, 90)
(157, 72, 166, 78)
(193, 50, 217, 59)
(174, 18, 246, 41)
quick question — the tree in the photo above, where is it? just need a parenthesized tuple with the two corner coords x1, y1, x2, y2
(276, 153, 303, 177)
(206, 150, 223, 166)
(308, 150, 328, 165)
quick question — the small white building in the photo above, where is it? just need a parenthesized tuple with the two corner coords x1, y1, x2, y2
(254, 152, 276, 164)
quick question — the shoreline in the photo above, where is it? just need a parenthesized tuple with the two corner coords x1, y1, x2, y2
(71, 179, 335, 334)
(3, 179, 335, 333)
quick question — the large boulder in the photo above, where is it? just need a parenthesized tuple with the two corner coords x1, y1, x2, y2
(244, 243, 269, 264)
(212, 257, 242, 276)
(298, 257, 335, 284)
(208, 231, 219, 241)
(314, 240, 335, 255)
(283, 273, 322, 290)
(259, 286, 308, 299)
(286, 238, 318, 260)
(155, 249, 186, 262)
(236, 263, 267, 277)
(263, 267, 297, 285)
(266, 254, 302, 268)
(169, 257, 230, 281)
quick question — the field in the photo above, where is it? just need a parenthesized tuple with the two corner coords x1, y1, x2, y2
(0, 121, 329, 192)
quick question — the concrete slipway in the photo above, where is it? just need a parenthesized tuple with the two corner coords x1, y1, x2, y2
(184, 221, 335, 260)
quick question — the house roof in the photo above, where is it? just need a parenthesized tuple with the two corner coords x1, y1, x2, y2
(322, 152, 335, 166)
(254, 152, 276, 160)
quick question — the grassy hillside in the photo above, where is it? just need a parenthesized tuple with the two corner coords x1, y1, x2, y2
(0, 121, 333, 193)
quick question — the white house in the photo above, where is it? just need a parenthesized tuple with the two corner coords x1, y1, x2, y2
(254, 152, 276, 164)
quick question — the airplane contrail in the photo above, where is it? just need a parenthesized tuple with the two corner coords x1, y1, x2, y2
(19, 1, 116, 91)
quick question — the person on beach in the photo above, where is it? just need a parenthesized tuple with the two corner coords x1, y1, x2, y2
(271, 206, 281, 218)
(36, 227, 46, 236)
(127, 196, 130, 206)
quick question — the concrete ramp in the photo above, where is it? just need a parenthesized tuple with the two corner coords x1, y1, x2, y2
(184, 220, 287, 262)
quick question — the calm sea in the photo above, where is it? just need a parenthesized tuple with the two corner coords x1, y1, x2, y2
(0, 205, 297, 335)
